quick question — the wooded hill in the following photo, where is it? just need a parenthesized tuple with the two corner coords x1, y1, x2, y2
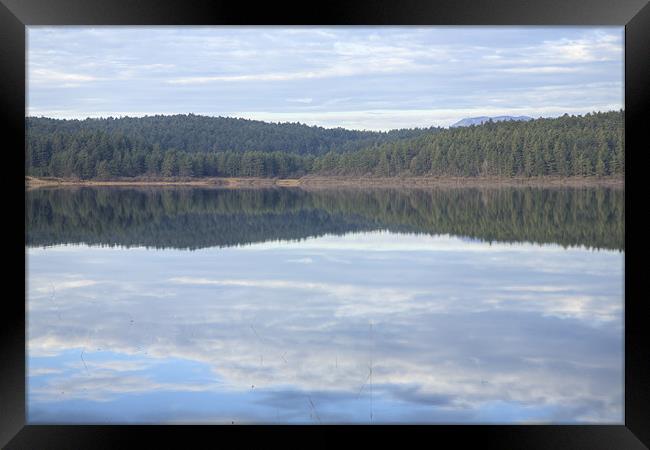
(25, 110, 623, 179)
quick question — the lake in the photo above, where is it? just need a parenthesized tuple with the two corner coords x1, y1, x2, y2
(25, 186, 624, 424)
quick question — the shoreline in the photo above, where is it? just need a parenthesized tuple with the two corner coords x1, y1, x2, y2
(25, 175, 624, 190)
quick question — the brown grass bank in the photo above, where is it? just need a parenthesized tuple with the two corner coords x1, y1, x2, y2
(26, 175, 624, 190)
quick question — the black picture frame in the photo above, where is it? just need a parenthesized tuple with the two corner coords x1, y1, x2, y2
(2, 0, 648, 448)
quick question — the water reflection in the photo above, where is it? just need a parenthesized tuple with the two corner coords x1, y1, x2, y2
(27, 215, 624, 423)
(26, 186, 624, 251)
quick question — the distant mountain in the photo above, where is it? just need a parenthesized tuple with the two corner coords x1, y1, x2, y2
(450, 115, 534, 128)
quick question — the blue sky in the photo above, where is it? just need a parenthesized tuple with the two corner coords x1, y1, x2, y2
(27, 26, 623, 130)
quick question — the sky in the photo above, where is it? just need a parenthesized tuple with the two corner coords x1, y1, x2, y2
(27, 26, 624, 130)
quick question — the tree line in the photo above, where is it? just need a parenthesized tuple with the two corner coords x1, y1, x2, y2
(26, 110, 624, 179)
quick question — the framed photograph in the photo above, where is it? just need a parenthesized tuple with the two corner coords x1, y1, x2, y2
(2, 0, 648, 447)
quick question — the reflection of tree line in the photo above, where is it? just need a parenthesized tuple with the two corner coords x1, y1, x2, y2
(26, 187, 624, 251)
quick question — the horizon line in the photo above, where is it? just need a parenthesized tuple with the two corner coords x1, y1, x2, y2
(24, 109, 624, 133)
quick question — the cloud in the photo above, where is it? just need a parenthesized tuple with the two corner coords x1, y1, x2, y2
(30, 69, 98, 84)
(27, 27, 623, 128)
(498, 66, 580, 74)
(166, 58, 419, 84)
(537, 32, 622, 63)
(286, 98, 313, 104)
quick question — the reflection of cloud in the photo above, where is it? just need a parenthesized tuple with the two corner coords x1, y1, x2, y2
(29, 367, 64, 376)
(27, 307, 623, 422)
(169, 276, 418, 304)
(27, 231, 623, 423)
(34, 279, 98, 293)
(82, 359, 154, 372)
(240, 231, 594, 253)
(286, 257, 313, 264)
(31, 372, 225, 403)
(385, 385, 455, 406)
(488, 291, 622, 322)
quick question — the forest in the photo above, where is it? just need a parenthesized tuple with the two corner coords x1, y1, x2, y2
(27, 187, 624, 251)
(25, 110, 624, 179)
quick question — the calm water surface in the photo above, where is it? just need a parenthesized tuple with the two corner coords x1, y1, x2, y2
(26, 187, 624, 424)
